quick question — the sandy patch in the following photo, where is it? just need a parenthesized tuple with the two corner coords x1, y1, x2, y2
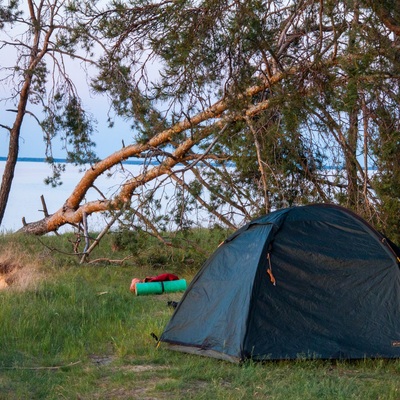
(0, 254, 40, 291)
(0, 276, 8, 289)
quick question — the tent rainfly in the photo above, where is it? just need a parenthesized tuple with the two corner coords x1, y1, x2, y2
(160, 204, 400, 363)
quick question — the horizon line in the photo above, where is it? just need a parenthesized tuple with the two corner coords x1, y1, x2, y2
(0, 156, 378, 170)
(0, 156, 151, 166)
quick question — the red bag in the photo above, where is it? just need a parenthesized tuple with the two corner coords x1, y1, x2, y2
(144, 273, 179, 282)
(130, 273, 180, 293)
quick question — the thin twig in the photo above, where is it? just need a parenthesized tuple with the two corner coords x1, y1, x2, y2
(0, 360, 82, 370)
(87, 255, 135, 265)
(82, 212, 90, 253)
(80, 209, 125, 264)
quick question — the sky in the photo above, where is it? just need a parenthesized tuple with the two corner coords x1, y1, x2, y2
(0, 2, 210, 233)
(0, 7, 175, 233)
(0, 4, 140, 161)
(0, 77, 135, 160)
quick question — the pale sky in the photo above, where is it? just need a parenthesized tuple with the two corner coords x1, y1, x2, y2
(0, 6, 139, 161)
(0, 82, 136, 160)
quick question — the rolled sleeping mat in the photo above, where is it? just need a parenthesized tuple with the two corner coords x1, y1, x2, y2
(135, 279, 187, 296)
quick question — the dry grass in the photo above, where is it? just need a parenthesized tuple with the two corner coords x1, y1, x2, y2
(0, 241, 42, 291)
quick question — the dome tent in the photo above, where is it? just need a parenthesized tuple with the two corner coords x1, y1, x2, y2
(160, 204, 400, 363)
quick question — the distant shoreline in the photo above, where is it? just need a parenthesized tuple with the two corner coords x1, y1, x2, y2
(0, 157, 149, 165)
(0, 157, 377, 170)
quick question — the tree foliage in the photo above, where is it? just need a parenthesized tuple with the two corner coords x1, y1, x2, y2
(0, 0, 97, 221)
(2, 0, 398, 246)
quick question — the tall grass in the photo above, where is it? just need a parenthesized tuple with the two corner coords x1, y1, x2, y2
(0, 231, 399, 399)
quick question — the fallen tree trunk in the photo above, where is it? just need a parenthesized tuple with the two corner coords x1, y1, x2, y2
(19, 70, 289, 235)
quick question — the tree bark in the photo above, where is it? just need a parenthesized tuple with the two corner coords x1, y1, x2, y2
(19, 71, 286, 234)
(0, 129, 19, 225)
(0, 71, 33, 225)
(0, 0, 54, 226)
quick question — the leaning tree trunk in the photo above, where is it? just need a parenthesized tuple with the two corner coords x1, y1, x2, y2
(19, 71, 289, 235)
(0, 129, 19, 225)
(0, 0, 53, 226)
(0, 72, 33, 225)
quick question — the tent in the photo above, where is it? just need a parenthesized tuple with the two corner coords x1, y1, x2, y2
(160, 204, 400, 362)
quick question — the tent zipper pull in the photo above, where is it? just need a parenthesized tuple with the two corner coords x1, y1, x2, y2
(266, 252, 276, 286)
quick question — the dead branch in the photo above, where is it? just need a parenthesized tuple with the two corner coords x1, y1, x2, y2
(40, 195, 49, 217)
(80, 208, 125, 264)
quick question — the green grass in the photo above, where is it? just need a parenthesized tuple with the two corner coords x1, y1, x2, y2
(0, 232, 399, 399)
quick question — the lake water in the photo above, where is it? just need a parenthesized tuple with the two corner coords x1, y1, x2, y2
(1, 157, 242, 234)
(0, 160, 145, 233)
(0, 159, 210, 233)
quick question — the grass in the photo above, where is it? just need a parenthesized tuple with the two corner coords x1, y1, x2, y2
(0, 231, 399, 399)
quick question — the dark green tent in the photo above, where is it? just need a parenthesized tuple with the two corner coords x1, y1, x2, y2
(160, 204, 400, 362)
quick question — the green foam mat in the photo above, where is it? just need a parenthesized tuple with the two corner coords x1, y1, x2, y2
(135, 279, 187, 295)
